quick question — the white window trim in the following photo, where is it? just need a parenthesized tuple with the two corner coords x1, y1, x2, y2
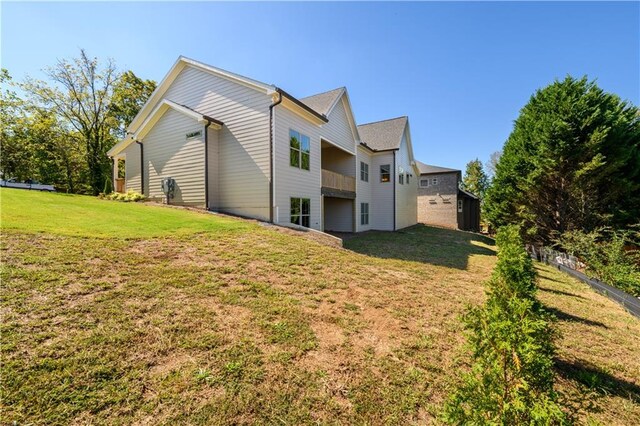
(289, 129, 310, 171)
(360, 161, 369, 182)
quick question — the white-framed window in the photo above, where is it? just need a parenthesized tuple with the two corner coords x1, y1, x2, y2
(291, 197, 310, 227)
(458, 199, 463, 212)
(290, 129, 310, 171)
(360, 161, 369, 182)
(360, 202, 369, 225)
(420, 179, 430, 187)
(399, 174, 404, 185)
(432, 177, 438, 185)
(380, 164, 390, 182)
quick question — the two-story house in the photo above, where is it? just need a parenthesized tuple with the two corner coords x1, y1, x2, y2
(416, 161, 480, 231)
(107, 56, 419, 232)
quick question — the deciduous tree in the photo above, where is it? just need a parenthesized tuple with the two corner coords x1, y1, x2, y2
(23, 49, 118, 194)
(109, 70, 156, 139)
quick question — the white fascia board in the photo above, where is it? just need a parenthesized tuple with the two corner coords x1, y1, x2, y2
(341, 91, 361, 144)
(179, 56, 276, 95)
(108, 99, 218, 157)
(324, 87, 346, 116)
(107, 138, 130, 157)
(134, 100, 207, 140)
(280, 97, 326, 126)
(126, 56, 275, 137)
(323, 88, 361, 145)
(402, 121, 420, 176)
(125, 57, 187, 138)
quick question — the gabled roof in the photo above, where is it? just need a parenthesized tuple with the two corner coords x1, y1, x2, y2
(459, 188, 479, 199)
(300, 87, 345, 116)
(126, 56, 276, 136)
(275, 88, 328, 124)
(107, 99, 223, 157)
(124, 56, 328, 140)
(416, 160, 460, 175)
(357, 116, 408, 151)
(301, 87, 361, 145)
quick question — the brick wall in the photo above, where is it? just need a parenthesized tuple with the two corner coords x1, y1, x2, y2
(417, 172, 459, 229)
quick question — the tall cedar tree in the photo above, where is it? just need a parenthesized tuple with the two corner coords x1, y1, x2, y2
(443, 226, 567, 425)
(484, 76, 640, 245)
(462, 158, 489, 199)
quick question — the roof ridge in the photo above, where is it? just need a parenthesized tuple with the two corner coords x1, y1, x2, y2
(178, 55, 275, 91)
(357, 115, 408, 127)
(300, 86, 345, 100)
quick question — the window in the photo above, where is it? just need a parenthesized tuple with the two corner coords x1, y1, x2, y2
(432, 177, 438, 185)
(420, 179, 429, 187)
(399, 174, 404, 185)
(458, 199, 463, 213)
(380, 164, 390, 182)
(290, 130, 310, 171)
(360, 203, 369, 225)
(360, 161, 369, 182)
(291, 197, 310, 227)
(406, 173, 410, 184)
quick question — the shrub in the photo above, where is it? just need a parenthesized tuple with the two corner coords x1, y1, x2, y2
(443, 226, 568, 425)
(557, 227, 640, 297)
(99, 189, 145, 202)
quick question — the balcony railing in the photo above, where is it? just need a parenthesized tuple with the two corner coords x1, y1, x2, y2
(322, 169, 355, 193)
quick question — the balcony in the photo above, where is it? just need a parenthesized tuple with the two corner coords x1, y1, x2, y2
(322, 169, 356, 199)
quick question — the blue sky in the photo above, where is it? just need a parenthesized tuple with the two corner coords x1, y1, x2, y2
(2, 2, 638, 172)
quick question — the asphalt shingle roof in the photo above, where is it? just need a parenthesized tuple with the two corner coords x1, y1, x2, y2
(416, 161, 460, 175)
(357, 116, 407, 151)
(300, 87, 345, 116)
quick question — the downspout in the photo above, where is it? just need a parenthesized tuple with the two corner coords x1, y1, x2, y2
(268, 91, 283, 223)
(135, 141, 144, 194)
(393, 150, 396, 231)
(204, 120, 212, 210)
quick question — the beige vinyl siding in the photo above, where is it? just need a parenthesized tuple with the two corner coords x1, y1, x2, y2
(123, 143, 141, 193)
(273, 105, 323, 230)
(321, 147, 355, 176)
(206, 126, 220, 209)
(163, 65, 272, 220)
(370, 151, 395, 231)
(395, 130, 418, 230)
(143, 108, 205, 206)
(355, 146, 373, 232)
(321, 97, 357, 155)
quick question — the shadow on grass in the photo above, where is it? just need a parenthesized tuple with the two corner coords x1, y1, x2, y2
(546, 306, 608, 328)
(539, 287, 587, 300)
(343, 224, 495, 270)
(556, 358, 640, 402)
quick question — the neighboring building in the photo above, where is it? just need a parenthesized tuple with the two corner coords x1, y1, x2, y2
(107, 56, 419, 233)
(416, 161, 480, 231)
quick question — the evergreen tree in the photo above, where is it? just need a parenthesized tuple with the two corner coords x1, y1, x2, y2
(444, 226, 567, 425)
(462, 158, 489, 198)
(484, 76, 640, 244)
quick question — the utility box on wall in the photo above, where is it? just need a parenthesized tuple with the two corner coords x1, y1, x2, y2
(161, 177, 176, 204)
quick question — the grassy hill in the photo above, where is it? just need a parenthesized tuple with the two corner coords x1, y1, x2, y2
(2, 188, 639, 425)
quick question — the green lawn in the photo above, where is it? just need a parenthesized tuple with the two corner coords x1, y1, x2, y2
(2, 190, 639, 425)
(0, 188, 251, 238)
